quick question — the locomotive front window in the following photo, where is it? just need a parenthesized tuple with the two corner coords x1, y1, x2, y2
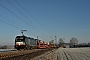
(15, 39, 25, 42)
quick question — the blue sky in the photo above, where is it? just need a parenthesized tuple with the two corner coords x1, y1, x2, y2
(0, 0, 90, 45)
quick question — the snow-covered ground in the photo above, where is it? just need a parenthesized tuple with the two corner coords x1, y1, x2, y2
(32, 47, 90, 60)
(0, 49, 17, 52)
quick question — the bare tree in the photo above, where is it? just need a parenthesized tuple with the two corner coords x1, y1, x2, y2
(2, 45, 8, 49)
(59, 38, 66, 48)
(70, 37, 78, 48)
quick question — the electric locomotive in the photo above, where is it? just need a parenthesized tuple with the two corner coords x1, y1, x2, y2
(14, 35, 37, 50)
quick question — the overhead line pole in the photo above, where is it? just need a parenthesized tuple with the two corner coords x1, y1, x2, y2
(55, 36, 57, 45)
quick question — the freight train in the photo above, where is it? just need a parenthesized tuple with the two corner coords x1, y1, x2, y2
(14, 35, 50, 50)
(37, 40, 50, 49)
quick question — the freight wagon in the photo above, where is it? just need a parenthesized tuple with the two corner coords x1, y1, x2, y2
(37, 40, 50, 49)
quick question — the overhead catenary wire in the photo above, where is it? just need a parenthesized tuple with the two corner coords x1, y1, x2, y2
(0, 14, 23, 28)
(0, 4, 30, 26)
(14, 0, 46, 29)
(0, 15, 14, 23)
(7, 0, 51, 40)
(14, 0, 40, 24)
(7, 0, 43, 34)
(0, 1, 54, 41)
(14, 0, 54, 39)
(0, 3, 39, 32)
(0, 19, 20, 29)
(0, 20, 36, 36)
(0, 15, 36, 36)
(7, 0, 32, 24)
(0, 3, 46, 39)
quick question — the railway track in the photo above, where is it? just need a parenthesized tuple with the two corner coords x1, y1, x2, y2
(0, 48, 55, 60)
(0, 49, 37, 59)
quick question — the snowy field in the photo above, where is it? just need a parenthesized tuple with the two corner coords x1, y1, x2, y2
(57, 47, 90, 60)
(0, 49, 17, 52)
(32, 47, 90, 60)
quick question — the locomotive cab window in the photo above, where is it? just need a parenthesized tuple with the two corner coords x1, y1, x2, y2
(15, 36, 25, 42)
(15, 39, 24, 42)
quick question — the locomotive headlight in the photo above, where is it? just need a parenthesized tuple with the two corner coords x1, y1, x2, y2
(20, 42, 25, 45)
(23, 42, 25, 45)
(16, 42, 25, 45)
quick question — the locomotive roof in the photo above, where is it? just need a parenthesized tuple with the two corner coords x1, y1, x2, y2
(16, 35, 34, 39)
(16, 35, 27, 38)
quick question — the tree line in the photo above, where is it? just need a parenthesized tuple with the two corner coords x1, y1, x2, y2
(58, 37, 90, 48)
(0, 45, 13, 49)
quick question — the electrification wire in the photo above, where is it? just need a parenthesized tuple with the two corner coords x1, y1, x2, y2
(0, 15, 36, 36)
(14, 0, 46, 27)
(7, 0, 49, 39)
(14, 0, 47, 32)
(7, 0, 32, 24)
(0, 20, 36, 37)
(14, 0, 54, 39)
(0, 3, 46, 38)
(14, 0, 40, 24)
(0, 4, 36, 31)
(0, 19, 20, 29)
(0, 14, 24, 28)
(7, 0, 42, 33)
(0, 15, 14, 23)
